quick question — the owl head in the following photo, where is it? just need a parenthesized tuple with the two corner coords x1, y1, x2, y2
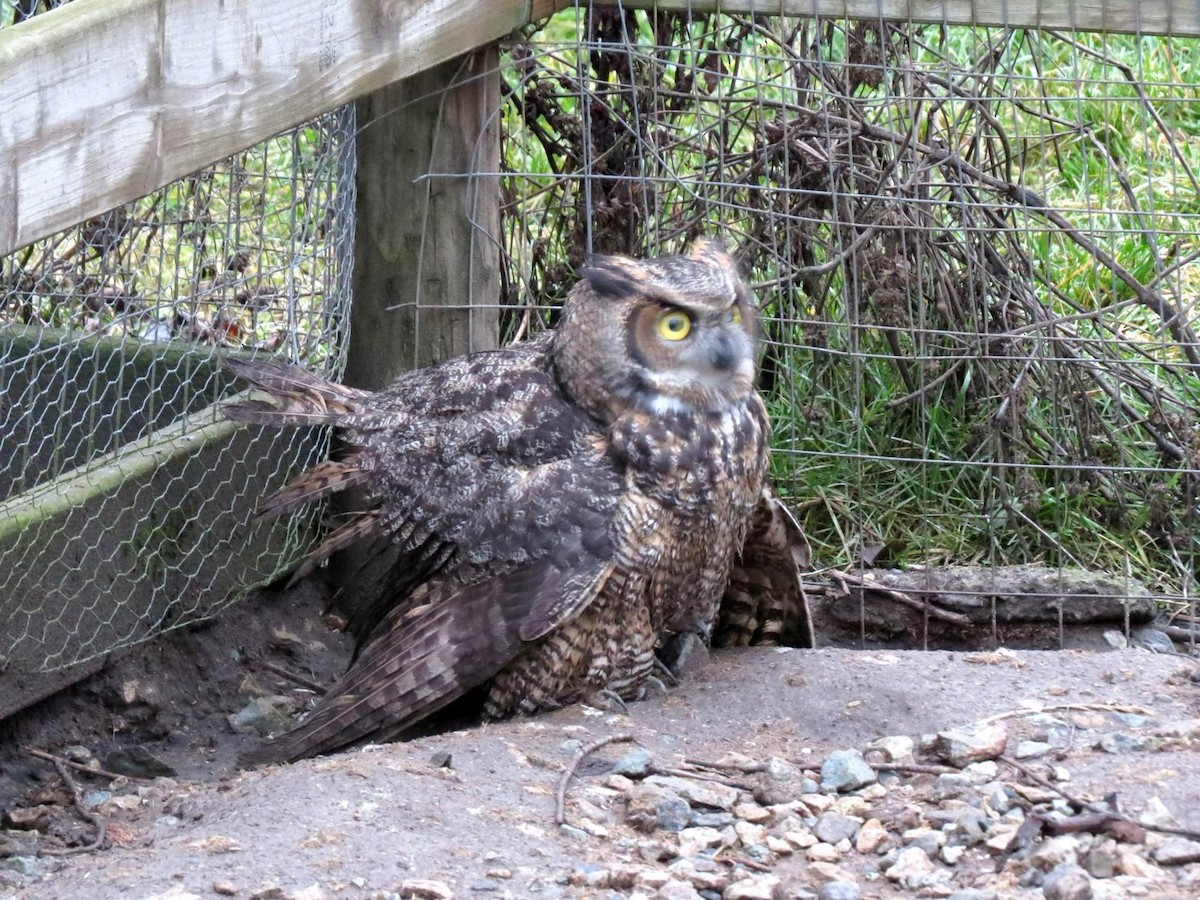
(552, 238, 759, 422)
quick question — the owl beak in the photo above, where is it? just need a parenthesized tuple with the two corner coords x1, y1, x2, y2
(708, 332, 737, 373)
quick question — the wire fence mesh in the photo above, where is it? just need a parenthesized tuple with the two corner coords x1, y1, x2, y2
(3, 0, 1199, 685)
(0, 1, 357, 680)
(496, 6, 1200, 648)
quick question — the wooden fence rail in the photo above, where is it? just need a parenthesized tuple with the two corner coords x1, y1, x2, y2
(2, 0, 1198, 259)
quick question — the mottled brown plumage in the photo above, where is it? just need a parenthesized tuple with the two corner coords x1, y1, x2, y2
(226, 240, 809, 766)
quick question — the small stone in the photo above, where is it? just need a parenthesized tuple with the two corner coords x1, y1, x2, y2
(484, 868, 512, 880)
(806, 842, 841, 862)
(935, 773, 973, 799)
(765, 836, 792, 855)
(816, 883, 860, 900)
(857, 783, 888, 801)
(677, 826, 725, 857)
(1097, 732, 1147, 754)
(800, 793, 835, 813)
(82, 790, 112, 809)
(733, 802, 771, 824)
(865, 735, 914, 763)
(723, 873, 782, 899)
(753, 758, 808, 806)
(645, 775, 740, 810)
(1015, 740, 1053, 759)
(807, 862, 857, 887)
(902, 827, 945, 857)
(885, 847, 941, 890)
(656, 878, 704, 900)
(832, 795, 868, 818)
(784, 830, 817, 850)
(231, 697, 294, 736)
(1115, 849, 1160, 879)
(558, 823, 589, 840)
(3, 807, 53, 831)
(855, 819, 891, 854)
(1152, 837, 1200, 866)
(1042, 863, 1093, 900)
(734, 821, 767, 847)
(933, 723, 1007, 767)
(626, 783, 692, 832)
(941, 845, 964, 865)
(1139, 796, 1177, 829)
(813, 812, 860, 845)
(947, 892, 999, 900)
(293, 887, 327, 900)
(634, 868, 672, 890)
(1083, 840, 1117, 879)
(213, 883, 238, 897)
(963, 760, 999, 783)
(690, 811, 735, 828)
(819, 750, 877, 793)
(612, 749, 655, 778)
(985, 827, 1020, 854)
(1032, 835, 1082, 871)
(568, 864, 609, 888)
(606, 773, 636, 791)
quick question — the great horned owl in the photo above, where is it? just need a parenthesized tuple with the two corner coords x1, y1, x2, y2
(226, 239, 810, 765)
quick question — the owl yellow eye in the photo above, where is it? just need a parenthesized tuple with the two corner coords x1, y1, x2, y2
(730, 306, 743, 326)
(658, 310, 692, 341)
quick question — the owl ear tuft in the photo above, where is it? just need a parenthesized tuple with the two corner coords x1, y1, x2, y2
(580, 257, 641, 297)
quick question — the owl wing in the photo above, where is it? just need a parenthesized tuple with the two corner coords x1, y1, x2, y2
(239, 455, 631, 766)
(715, 486, 815, 649)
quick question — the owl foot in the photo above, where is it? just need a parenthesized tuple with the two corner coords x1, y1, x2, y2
(656, 630, 710, 680)
(586, 689, 630, 715)
(641, 675, 670, 699)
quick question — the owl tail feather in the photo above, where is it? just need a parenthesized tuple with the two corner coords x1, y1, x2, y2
(223, 359, 368, 426)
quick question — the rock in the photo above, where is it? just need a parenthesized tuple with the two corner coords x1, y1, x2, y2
(1115, 849, 1160, 879)
(1097, 732, 1147, 754)
(568, 865, 610, 888)
(806, 862, 857, 886)
(947, 892, 999, 900)
(627, 783, 692, 832)
(813, 812, 860, 845)
(3, 807, 53, 832)
(865, 735, 914, 763)
(902, 826, 945, 857)
(855, 818, 891, 854)
(753, 758, 808, 806)
(677, 826, 726, 857)
(1152, 837, 1200, 866)
(690, 811, 735, 828)
(723, 873, 783, 899)
(784, 830, 818, 850)
(1032, 835, 1082, 871)
(765, 836, 792, 855)
(816, 883, 860, 900)
(985, 827, 1019, 854)
(613, 749, 655, 778)
(293, 887, 327, 900)
(734, 802, 770, 824)
(941, 845, 964, 865)
(645, 775, 740, 811)
(1015, 740, 1054, 759)
(935, 773, 973, 799)
(231, 697, 294, 736)
(105, 746, 177, 778)
(1082, 840, 1117, 879)
(657, 878, 704, 900)
(800, 793, 835, 813)
(734, 821, 767, 847)
(933, 723, 1007, 767)
(819, 750, 877, 793)
(213, 883, 238, 897)
(1139, 796, 1177, 829)
(806, 842, 841, 862)
(1042, 863, 1093, 900)
(885, 847, 943, 890)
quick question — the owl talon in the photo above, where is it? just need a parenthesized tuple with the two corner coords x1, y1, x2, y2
(652, 658, 681, 687)
(587, 689, 630, 715)
(643, 675, 670, 699)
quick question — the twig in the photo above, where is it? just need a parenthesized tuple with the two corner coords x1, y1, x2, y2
(36, 756, 107, 857)
(828, 570, 974, 626)
(260, 659, 327, 694)
(649, 765, 755, 791)
(682, 757, 767, 775)
(978, 702, 1153, 726)
(555, 733, 636, 827)
(26, 748, 155, 785)
(865, 761, 956, 775)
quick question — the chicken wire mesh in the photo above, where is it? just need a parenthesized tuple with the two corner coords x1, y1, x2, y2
(4, 0, 1200, 687)
(494, 6, 1200, 648)
(0, 0, 356, 681)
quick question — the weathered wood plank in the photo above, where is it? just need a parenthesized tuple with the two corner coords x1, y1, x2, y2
(615, 0, 1200, 36)
(0, 0, 532, 257)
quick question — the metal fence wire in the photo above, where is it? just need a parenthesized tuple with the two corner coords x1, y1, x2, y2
(0, 2, 357, 682)
(496, 8, 1200, 645)
(2, 1, 1199, 686)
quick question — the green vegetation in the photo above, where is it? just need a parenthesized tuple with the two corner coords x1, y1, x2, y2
(500, 12, 1200, 600)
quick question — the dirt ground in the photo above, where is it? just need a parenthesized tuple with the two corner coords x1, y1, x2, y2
(1, 578, 1199, 899)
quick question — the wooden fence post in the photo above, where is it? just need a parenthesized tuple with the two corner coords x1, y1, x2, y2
(333, 47, 502, 600)
(347, 46, 502, 390)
